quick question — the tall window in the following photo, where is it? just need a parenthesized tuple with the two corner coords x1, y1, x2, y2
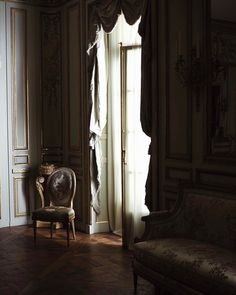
(120, 44, 150, 248)
(106, 15, 150, 248)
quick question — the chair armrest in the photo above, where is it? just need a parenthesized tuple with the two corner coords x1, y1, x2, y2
(36, 176, 45, 207)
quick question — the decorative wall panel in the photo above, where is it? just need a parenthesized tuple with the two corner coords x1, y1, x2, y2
(8, 2, 40, 226)
(206, 20, 236, 163)
(14, 155, 29, 165)
(67, 3, 81, 152)
(41, 12, 63, 161)
(163, 187, 178, 210)
(0, 182, 1, 219)
(196, 169, 236, 190)
(6, 0, 69, 7)
(165, 0, 192, 161)
(13, 175, 30, 217)
(11, 8, 29, 151)
(0, 1, 10, 227)
(158, 0, 206, 209)
(68, 155, 82, 166)
(165, 166, 192, 183)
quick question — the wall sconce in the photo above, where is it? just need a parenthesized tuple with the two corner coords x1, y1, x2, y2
(175, 34, 205, 112)
(211, 33, 227, 82)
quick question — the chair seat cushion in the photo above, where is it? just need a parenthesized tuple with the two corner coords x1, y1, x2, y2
(32, 206, 75, 222)
(133, 238, 236, 295)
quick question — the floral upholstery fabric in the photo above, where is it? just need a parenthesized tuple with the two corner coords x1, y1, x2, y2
(134, 238, 236, 295)
(133, 191, 236, 294)
(46, 168, 75, 207)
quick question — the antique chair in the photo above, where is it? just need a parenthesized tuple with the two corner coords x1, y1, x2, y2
(32, 167, 76, 247)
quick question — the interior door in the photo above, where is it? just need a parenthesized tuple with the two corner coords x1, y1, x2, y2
(6, 2, 39, 226)
(0, 2, 10, 228)
(120, 45, 150, 248)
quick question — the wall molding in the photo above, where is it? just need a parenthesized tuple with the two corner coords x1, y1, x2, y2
(165, 0, 192, 162)
(13, 175, 30, 217)
(3, 0, 74, 7)
(0, 181, 1, 220)
(67, 2, 81, 152)
(196, 169, 236, 191)
(163, 185, 179, 210)
(11, 7, 29, 151)
(41, 11, 63, 151)
(165, 166, 192, 183)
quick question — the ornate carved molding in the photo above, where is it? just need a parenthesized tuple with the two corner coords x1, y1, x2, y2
(206, 20, 236, 164)
(196, 169, 236, 191)
(13, 175, 30, 217)
(41, 12, 63, 151)
(11, 8, 29, 151)
(67, 3, 81, 152)
(5, 0, 71, 7)
(165, 0, 192, 162)
(165, 166, 192, 183)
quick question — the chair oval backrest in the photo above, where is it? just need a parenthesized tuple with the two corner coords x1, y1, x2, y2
(46, 167, 76, 207)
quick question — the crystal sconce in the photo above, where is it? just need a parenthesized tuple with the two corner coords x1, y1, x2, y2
(175, 33, 205, 112)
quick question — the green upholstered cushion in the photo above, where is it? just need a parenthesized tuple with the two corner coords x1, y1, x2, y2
(32, 206, 75, 222)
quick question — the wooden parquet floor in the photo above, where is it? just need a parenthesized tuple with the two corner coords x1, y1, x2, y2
(0, 225, 155, 295)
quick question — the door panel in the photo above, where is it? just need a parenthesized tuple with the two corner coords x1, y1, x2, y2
(6, 3, 39, 226)
(0, 1, 10, 228)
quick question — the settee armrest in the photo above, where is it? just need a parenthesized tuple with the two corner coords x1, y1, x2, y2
(140, 206, 187, 241)
(142, 210, 170, 222)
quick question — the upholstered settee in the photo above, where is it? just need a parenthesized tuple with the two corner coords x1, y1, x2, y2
(133, 188, 236, 294)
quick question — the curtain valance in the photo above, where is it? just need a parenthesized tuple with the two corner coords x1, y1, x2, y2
(87, 0, 143, 53)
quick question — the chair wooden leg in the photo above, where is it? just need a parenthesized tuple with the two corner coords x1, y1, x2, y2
(71, 219, 76, 240)
(133, 272, 138, 294)
(33, 220, 37, 246)
(50, 222, 53, 239)
(67, 222, 70, 247)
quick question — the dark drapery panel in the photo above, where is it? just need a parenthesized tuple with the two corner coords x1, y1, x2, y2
(94, 0, 143, 33)
(138, 0, 157, 212)
(139, 0, 152, 137)
(121, 0, 143, 25)
(96, 0, 121, 32)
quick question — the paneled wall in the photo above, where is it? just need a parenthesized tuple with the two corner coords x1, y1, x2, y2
(157, 0, 205, 208)
(39, 0, 90, 231)
(62, 0, 89, 231)
(0, 1, 41, 227)
(0, 2, 10, 228)
(40, 11, 63, 163)
(157, 0, 236, 209)
(0, 0, 91, 231)
(158, 0, 194, 208)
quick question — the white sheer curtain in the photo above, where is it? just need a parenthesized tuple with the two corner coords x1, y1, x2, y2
(90, 29, 108, 215)
(107, 14, 149, 246)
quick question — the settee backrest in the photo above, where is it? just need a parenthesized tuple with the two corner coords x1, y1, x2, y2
(181, 191, 236, 250)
